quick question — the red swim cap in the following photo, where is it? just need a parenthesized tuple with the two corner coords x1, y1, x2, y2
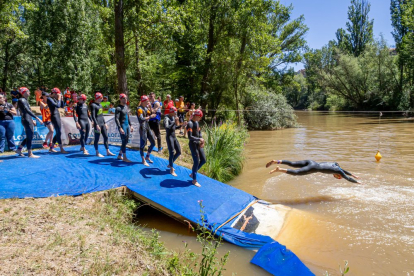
(141, 95, 149, 102)
(95, 92, 103, 100)
(78, 94, 87, 101)
(51, 88, 61, 94)
(193, 109, 203, 117)
(169, 106, 177, 113)
(120, 93, 127, 99)
(19, 87, 29, 95)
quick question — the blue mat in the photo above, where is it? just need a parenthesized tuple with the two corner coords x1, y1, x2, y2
(0, 145, 313, 275)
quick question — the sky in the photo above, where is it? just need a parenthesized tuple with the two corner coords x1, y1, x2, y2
(279, 0, 395, 70)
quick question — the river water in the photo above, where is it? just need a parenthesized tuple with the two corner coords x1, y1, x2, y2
(139, 112, 414, 275)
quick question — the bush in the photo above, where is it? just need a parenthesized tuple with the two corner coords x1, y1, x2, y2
(202, 122, 249, 183)
(243, 86, 298, 130)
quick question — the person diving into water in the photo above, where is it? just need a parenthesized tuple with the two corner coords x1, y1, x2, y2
(266, 160, 360, 183)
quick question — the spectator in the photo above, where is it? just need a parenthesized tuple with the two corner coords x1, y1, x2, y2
(35, 87, 42, 106)
(11, 87, 19, 103)
(176, 96, 186, 135)
(72, 90, 78, 104)
(0, 89, 6, 101)
(163, 94, 174, 116)
(101, 96, 110, 114)
(108, 103, 116, 114)
(64, 87, 71, 106)
(0, 93, 17, 153)
(64, 101, 74, 117)
(12, 99, 19, 116)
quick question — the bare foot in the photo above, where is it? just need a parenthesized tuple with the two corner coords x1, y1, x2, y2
(266, 160, 276, 168)
(117, 155, 123, 160)
(269, 166, 280, 174)
(49, 148, 57, 153)
(107, 151, 115, 156)
(16, 149, 24, 156)
(60, 149, 69, 154)
(145, 157, 153, 164)
(192, 180, 201, 187)
(123, 157, 132, 163)
(170, 168, 177, 177)
(83, 151, 90, 155)
(28, 154, 40, 158)
(142, 161, 149, 167)
(96, 153, 104, 158)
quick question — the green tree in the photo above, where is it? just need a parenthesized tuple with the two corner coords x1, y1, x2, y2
(336, 0, 374, 57)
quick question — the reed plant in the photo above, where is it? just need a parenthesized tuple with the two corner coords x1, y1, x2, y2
(203, 121, 249, 183)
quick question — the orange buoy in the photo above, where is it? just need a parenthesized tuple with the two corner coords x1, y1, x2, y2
(375, 151, 382, 162)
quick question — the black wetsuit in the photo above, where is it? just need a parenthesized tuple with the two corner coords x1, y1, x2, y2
(47, 97, 64, 145)
(90, 102, 109, 150)
(137, 105, 155, 157)
(164, 115, 181, 168)
(187, 120, 206, 181)
(115, 105, 131, 154)
(281, 160, 358, 183)
(73, 102, 91, 148)
(148, 101, 162, 150)
(17, 98, 37, 150)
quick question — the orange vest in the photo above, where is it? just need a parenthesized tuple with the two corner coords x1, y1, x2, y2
(40, 105, 51, 122)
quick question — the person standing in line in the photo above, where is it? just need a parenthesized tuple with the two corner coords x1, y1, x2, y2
(73, 94, 91, 155)
(90, 92, 114, 157)
(184, 102, 196, 137)
(15, 87, 43, 158)
(39, 92, 54, 149)
(35, 87, 42, 106)
(148, 92, 162, 152)
(115, 93, 134, 162)
(47, 88, 68, 153)
(0, 94, 17, 153)
(137, 95, 157, 166)
(164, 106, 181, 176)
(186, 110, 205, 187)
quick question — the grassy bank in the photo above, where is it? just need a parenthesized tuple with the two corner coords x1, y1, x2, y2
(0, 189, 172, 275)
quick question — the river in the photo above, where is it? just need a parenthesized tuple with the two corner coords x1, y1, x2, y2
(138, 112, 414, 275)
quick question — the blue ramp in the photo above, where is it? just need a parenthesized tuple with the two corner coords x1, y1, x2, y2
(0, 145, 313, 275)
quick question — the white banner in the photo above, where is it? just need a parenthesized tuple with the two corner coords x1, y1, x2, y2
(60, 115, 141, 147)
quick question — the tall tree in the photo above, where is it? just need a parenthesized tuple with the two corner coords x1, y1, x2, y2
(336, 0, 373, 57)
(114, 0, 128, 96)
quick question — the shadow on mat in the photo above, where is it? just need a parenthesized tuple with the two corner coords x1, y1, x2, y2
(160, 179, 193, 188)
(88, 158, 140, 167)
(140, 168, 169, 179)
(65, 153, 95, 159)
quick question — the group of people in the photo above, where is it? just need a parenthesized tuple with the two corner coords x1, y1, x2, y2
(0, 87, 207, 187)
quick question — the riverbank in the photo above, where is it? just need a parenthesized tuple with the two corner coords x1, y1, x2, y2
(0, 188, 175, 275)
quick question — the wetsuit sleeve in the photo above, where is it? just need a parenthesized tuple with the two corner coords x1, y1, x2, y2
(342, 169, 353, 176)
(21, 99, 38, 119)
(137, 107, 146, 121)
(339, 171, 358, 183)
(187, 121, 201, 144)
(164, 116, 174, 130)
(128, 113, 131, 126)
(73, 106, 78, 122)
(90, 104, 98, 126)
(47, 97, 61, 108)
(115, 107, 122, 129)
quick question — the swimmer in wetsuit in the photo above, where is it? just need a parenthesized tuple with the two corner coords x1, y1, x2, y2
(90, 92, 115, 157)
(266, 160, 360, 183)
(15, 87, 43, 158)
(164, 106, 181, 176)
(137, 95, 157, 166)
(115, 93, 134, 162)
(47, 88, 68, 153)
(187, 109, 205, 187)
(73, 94, 91, 155)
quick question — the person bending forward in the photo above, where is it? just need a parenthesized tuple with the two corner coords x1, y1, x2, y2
(266, 159, 360, 183)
